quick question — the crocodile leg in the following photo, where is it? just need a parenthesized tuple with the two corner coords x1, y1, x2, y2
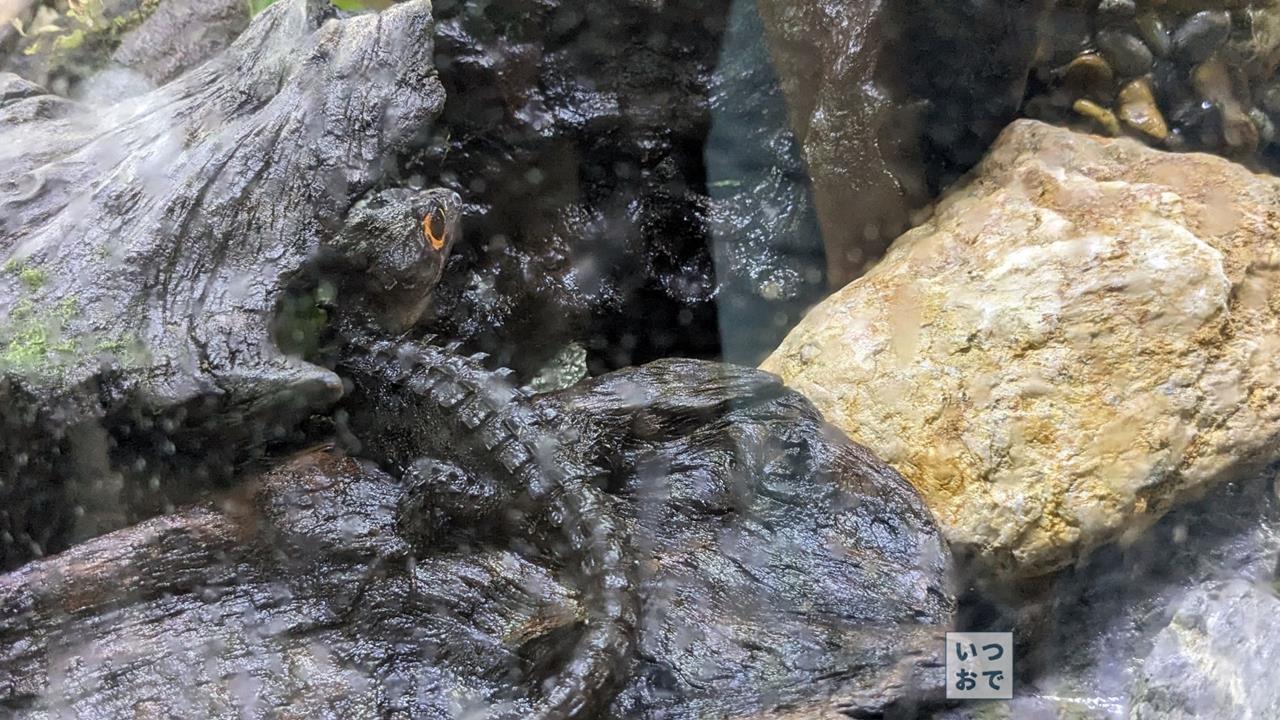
(337, 335, 633, 719)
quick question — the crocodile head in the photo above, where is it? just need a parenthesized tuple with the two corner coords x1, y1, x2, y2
(323, 187, 463, 334)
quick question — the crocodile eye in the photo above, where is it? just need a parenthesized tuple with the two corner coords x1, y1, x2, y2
(422, 207, 449, 251)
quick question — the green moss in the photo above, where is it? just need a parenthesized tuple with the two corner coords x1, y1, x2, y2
(275, 284, 333, 359)
(52, 27, 86, 51)
(55, 297, 79, 321)
(0, 297, 83, 375)
(1, 323, 50, 368)
(251, 0, 377, 14)
(18, 267, 47, 291)
(94, 337, 128, 353)
(10, 299, 35, 321)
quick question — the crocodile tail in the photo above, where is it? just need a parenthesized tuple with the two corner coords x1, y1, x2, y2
(337, 334, 634, 719)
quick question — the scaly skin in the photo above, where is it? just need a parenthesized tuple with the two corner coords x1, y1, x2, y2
(316, 188, 633, 718)
(338, 335, 634, 718)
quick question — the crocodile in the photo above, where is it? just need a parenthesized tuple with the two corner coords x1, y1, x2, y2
(336, 335, 635, 719)
(246, 172, 632, 718)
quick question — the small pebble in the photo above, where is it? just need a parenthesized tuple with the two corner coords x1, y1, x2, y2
(1249, 107, 1276, 146)
(1223, 107, 1260, 154)
(1097, 0, 1137, 20)
(1061, 52, 1115, 100)
(1173, 11, 1232, 63)
(1097, 29, 1155, 77)
(1192, 56, 1235, 107)
(1135, 12, 1172, 57)
(1169, 99, 1223, 149)
(1073, 98, 1122, 135)
(1191, 57, 1259, 153)
(1260, 82, 1280, 115)
(1117, 78, 1170, 140)
(1150, 59, 1190, 107)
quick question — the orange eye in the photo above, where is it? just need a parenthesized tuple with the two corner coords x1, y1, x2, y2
(423, 208, 449, 251)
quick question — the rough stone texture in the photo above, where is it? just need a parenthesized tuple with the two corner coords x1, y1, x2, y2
(1131, 578, 1280, 719)
(110, 0, 249, 85)
(756, 0, 1051, 286)
(1, 0, 249, 94)
(763, 120, 1280, 577)
(417, 0, 827, 371)
(0, 0, 444, 566)
(0, 360, 955, 718)
(541, 359, 953, 718)
(933, 473, 1280, 719)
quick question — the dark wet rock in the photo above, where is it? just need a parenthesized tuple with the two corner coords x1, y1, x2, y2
(542, 359, 954, 718)
(1173, 10, 1232, 63)
(0, 449, 585, 718)
(416, 0, 824, 369)
(0, 0, 445, 566)
(1097, 0, 1138, 22)
(109, 0, 250, 85)
(1097, 28, 1156, 77)
(1, 0, 249, 95)
(418, 0, 736, 372)
(1131, 579, 1280, 719)
(1137, 12, 1173, 57)
(755, 0, 1051, 286)
(705, 0, 826, 365)
(1151, 57, 1194, 109)
(0, 360, 956, 718)
(1061, 53, 1116, 101)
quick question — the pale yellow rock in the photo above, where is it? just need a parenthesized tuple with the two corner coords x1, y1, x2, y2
(762, 120, 1280, 577)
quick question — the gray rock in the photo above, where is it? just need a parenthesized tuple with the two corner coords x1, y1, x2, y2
(0, 359, 957, 718)
(930, 475, 1280, 719)
(1097, 0, 1137, 21)
(110, 0, 250, 85)
(1, 0, 249, 94)
(0, 0, 445, 566)
(1173, 10, 1232, 64)
(1097, 28, 1155, 77)
(1131, 579, 1280, 719)
(1136, 12, 1172, 58)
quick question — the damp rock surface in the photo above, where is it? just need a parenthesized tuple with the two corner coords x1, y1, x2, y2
(0, 359, 955, 718)
(539, 359, 954, 718)
(1131, 578, 1280, 719)
(2, 0, 250, 94)
(0, 0, 445, 566)
(755, 0, 1051, 286)
(764, 120, 1280, 577)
